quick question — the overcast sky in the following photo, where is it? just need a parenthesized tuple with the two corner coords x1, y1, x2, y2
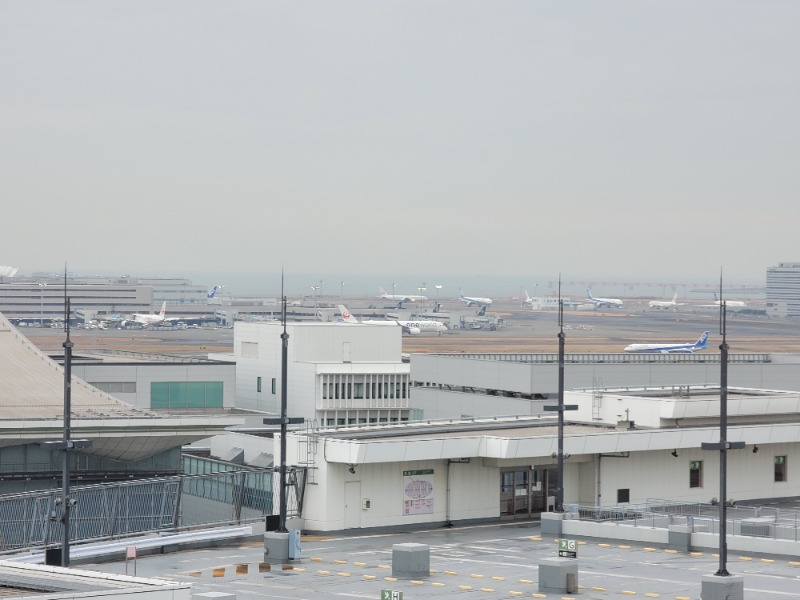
(2, 2, 798, 295)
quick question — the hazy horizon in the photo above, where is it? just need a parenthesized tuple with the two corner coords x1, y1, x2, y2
(7, 267, 766, 300)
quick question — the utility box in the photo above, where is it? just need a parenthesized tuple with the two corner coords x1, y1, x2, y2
(288, 529, 301, 560)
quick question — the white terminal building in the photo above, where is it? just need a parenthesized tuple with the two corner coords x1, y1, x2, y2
(210, 320, 800, 533)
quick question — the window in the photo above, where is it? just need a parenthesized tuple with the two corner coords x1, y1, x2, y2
(690, 461, 703, 488)
(257, 377, 262, 393)
(617, 489, 630, 503)
(271, 378, 276, 394)
(151, 381, 223, 410)
(775, 456, 787, 482)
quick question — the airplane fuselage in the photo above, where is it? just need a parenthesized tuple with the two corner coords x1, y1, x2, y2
(624, 332, 709, 354)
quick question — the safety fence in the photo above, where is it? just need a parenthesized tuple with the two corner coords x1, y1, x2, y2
(0, 466, 305, 554)
(566, 498, 800, 542)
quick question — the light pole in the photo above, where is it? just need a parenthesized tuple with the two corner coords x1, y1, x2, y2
(340, 281, 345, 299)
(38, 283, 47, 326)
(435, 285, 442, 301)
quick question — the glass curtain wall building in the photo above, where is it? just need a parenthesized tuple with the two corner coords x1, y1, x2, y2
(767, 262, 800, 318)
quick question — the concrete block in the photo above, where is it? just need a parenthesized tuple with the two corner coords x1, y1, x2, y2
(668, 525, 692, 552)
(540, 512, 564, 537)
(701, 574, 744, 600)
(538, 557, 579, 594)
(392, 543, 430, 579)
(264, 531, 290, 564)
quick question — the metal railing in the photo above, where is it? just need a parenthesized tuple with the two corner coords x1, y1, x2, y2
(564, 499, 800, 542)
(0, 467, 306, 554)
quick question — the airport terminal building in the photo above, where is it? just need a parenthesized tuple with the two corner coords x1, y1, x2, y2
(197, 320, 800, 533)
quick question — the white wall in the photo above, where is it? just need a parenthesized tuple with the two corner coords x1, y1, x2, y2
(299, 456, 499, 532)
(72, 362, 236, 410)
(598, 445, 800, 505)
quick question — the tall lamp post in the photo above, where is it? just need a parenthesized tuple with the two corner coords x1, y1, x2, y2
(543, 278, 577, 512)
(701, 279, 745, 599)
(38, 282, 47, 326)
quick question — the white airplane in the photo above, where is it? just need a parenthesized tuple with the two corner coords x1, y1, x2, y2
(522, 290, 534, 307)
(338, 305, 447, 335)
(697, 294, 748, 309)
(623, 331, 709, 354)
(378, 287, 427, 303)
(458, 289, 493, 307)
(712, 293, 746, 308)
(649, 293, 680, 309)
(123, 302, 188, 327)
(586, 289, 623, 308)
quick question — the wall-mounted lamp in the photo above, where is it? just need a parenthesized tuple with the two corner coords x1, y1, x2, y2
(753, 445, 759, 454)
(671, 449, 679, 458)
(347, 464, 357, 474)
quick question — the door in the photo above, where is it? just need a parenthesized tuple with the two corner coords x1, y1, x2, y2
(344, 481, 361, 529)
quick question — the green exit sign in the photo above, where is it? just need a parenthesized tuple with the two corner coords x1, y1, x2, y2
(381, 590, 403, 600)
(558, 538, 577, 558)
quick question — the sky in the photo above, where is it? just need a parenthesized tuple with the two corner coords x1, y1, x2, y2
(1, 2, 798, 297)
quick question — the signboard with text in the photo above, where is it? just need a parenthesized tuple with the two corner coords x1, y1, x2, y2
(381, 590, 403, 600)
(558, 538, 577, 559)
(403, 469, 434, 515)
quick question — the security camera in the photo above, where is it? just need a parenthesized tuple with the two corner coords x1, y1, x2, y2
(54, 498, 62, 506)
(68, 498, 77, 507)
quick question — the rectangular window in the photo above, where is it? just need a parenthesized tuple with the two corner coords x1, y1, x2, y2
(257, 377, 262, 393)
(151, 381, 223, 410)
(353, 382, 364, 399)
(617, 489, 630, 503)
(88, 382, 137, 393)
(271, 378, 276, 394)
(690, 461, 703, 488)
(775, 456, 787, 482)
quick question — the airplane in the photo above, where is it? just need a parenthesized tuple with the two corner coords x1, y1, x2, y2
(696, 294, 747, 309)
(712, 293, 746, 308)
(586, 289, 623, 308)
(649, 293, 680, 309)
(458, 289, 493, 307)
(207, 286, 219, 299)
(121, 302, 192, 327)
(623, 331, 709, 354)
(522, 290, 534, 307)
(378, 287, 427, 303)
(338, 305, 447, 335)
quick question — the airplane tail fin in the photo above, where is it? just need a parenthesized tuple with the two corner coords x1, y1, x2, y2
(477, 306, 486, 317)
(378, 287, 387, 297)
(432, 302, 442, 313)
(159, 302, 166, 318)
(207, 286, 218, 299)
(671, 293, 678, 303)
(338, 304, 359, 324)
(394, 301, 405, 310)
(586, 288, 594, 300)
(695, 331, 709, 349)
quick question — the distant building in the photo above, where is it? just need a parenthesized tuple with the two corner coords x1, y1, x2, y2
(767, 262, 800, 318)
(0, 276, 211, 323)
(228, 321, 413, 425)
